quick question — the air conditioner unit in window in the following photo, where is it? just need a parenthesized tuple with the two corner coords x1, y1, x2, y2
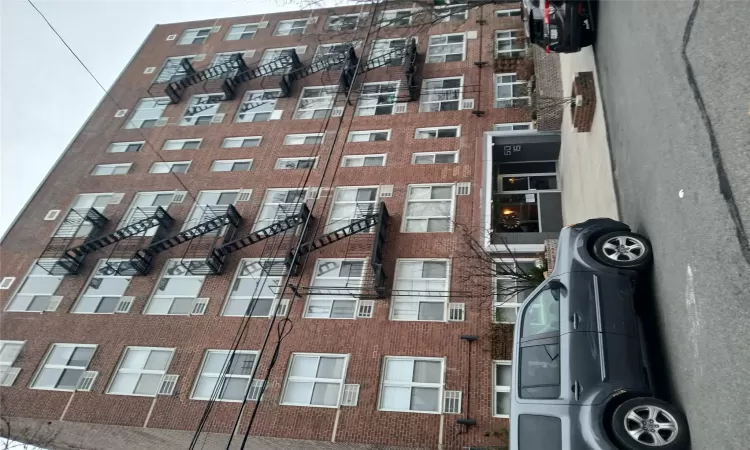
(295, 45, 307, 54)
(45, 296, 63, 312)
(304, 188, 319, 201)
(275, 299, 290, 316)
(76, 371, 99, 391)
(258, 21, 269, 28)
(331, 106, 344, 117)
(155, 117, 169, 127)
(393, 103, 408, 114)
(379, 185, 394, 198)
(109, 193, 125, 204)
(460, 99, 475, 110)
(243, 50, 256, 58)
(456, 182, 471, 196)
(211, 114, 225, 124)
(158, 374, 179, 395)
(0, 368, 21, 387)
(466, 30, 478, 40)
(357, 300, 374, 318)
(191, 298, 209, 315)
(444, 390, 462, 414)
(171, 191, 187, 203)
(341, 384, 360, 406)
(115, 296, 135, 314)
(237, 189, 253, 202)
(211, 26, 221, 33)
(270, 110, 283, 120)
(448, 302, 465, 322)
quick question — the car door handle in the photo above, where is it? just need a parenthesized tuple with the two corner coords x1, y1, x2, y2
(572, 381, 582, 400)
(570, 313, 581, 329)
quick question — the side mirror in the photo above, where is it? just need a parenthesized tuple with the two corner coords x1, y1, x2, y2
(546, 279, 567, 300)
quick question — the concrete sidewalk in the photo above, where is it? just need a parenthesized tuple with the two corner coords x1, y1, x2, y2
(558, 47, 620, 223)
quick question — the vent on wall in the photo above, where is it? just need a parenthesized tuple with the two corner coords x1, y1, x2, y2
(44, 210, 60, 221)
(144, 67, 156, 74)
(76, 371, 99, 391)
(341, 384, 360, 406)
(114, 109, 128, 118)
(444, 390, 462, 414)
(379, 185, 393, 198)
(0, 277, 16, 290)
(357, 300, 374, 318)
(166, 34, 177, 41)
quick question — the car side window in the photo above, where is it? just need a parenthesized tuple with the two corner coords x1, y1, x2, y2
(518, 414, 562, 450)
(519, 343, 560, 399)
(520, 288, 560, 339)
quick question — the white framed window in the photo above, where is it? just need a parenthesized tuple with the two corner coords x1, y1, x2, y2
(379, 356, 444, 413)
(149, 161, 190, 174)
(370, 38, 406, 66)
(391, 259, 450, 321)
(494, 122, 533, 132)
(191, 350, 258, 401)
(92, 163, 131, 176)
(260, 48, 298, 74)
(181, 94, 223, 126)
(225, 23, 259, 41)
(163, 138, 202, 150)
(304, 259, 367, 319)
(154, 56, 195, 83)
(222, 259, 286, 317)
(208, 52, 245, 79)
(284, 133, 324, 145)
(31, 344, 96, 391)
(326, 14, 360, 31)
(6, 260, 63, 312)
(107, 141, 144, 153)
(281, 353, 349, 407)
(223, 136, 262, 148)
(211, 159, 253, 172)
(0, 341, 25, 382)
(420, 78, 462, 112)
(495, 73, 530, 108)
(275, 157, 318, 170)
(183, 190, 239, 229)
(274, 19, 307, 36)
(119, 191, 175, 237)
(326, 187, 377, 232)
(412, 151, 458, 165)
(496, 8, 521, 17)
(426, 34, 465, 63)
(107, 346, 174, 396)
(126, 98, 169, 129)
(356, 82, 399, 116)
(341, 154, 387, 167)
(253, 189, 307, 231)
(178, 27, 211, 45)
(493, 360, 512, 418)
(496, 30, 526, 58)
(313, 43, 351, 68)
(236, 90, 280, 123)
(415, 126, 460, 139)
(145, 259, 207, 315)
(493, 260, 536, 323)
(379, 10, 412, 27)
(403, 184, 455, 232)
(54, 193, 113, 238)
(294, 86, 338, 119)
(435, 5, 468, 22)
(74, 260, 133, 314)
(348, 130, 391, 142)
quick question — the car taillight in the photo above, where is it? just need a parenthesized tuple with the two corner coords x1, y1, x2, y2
(543, 0, 550, 24)
(546, 45, 551, 53)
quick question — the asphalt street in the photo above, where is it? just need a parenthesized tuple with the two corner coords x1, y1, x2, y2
(593, 0, 750, 449)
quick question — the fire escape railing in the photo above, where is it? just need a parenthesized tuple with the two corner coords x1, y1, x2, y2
(37, 208, 109, 275)
(164, 54, 248, 103)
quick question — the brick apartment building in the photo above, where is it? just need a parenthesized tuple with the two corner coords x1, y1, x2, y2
(0, 2, 564, 449)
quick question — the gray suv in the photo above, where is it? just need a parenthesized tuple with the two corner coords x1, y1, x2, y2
(510, 218, 690, 450)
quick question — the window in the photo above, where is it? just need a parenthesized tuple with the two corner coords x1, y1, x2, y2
(496, 8, 521, 17)
(225, 23, 259, 41)
(493, 262, 536, 324)
(412, 151, 458, 165)
(126, 98, 169, 129)
(500, 174, 557, 192)
(275, 157, 317, 170)
(427, 34, 465, 63)
(236, 90, 279, 122)
(208, 53, 243, 79)
(184, 190, 239, 229)
(274, 19, 307, 36)
(379, 10, 412, 27)
(495, 73, 530, 108)
(493, 361, 512, 417)
(74, 260, 133, 313)
(496, 30, 527, 58)
(108, 347, 174, 396)
(178, 27, 211, 45)
(260, 48, 297, 74)
(519, 343, 561, 399)
(379, 357, 443, 413)
(120, 191, 175, 237)
(54, 193, 112, 238)
(154, 56, 195, 83)
(223, 136, 262, 148)
(192, 350, 258, 401)
(163, 139, 202, 150)
(415, 126, 460, 139)
(326, 187, 377, 232)
(403, 184, 455, 232)
(348, 130, 390, 142)
(284, 133, 324, 145)
(281, 353, 348, 407)
(342, 155, 387, 167)
(519, 415, 563, 450)
(92, 163, 131, 176)
(32, 344, 96, 391)
(304, 260, 366, 319)
(435, 5, 468, 22)
(223, 259, 286, 317)
(254, 189, 307, 231)
(6, 261, 63, 312)
(391, 260, 449, 321)
(150, 161, 190, 174)
(107, 141, 144, 153)
(370, 38, 406, 66)
(0, 341, 24, 380)
(520, 288, 560, 338)
(295, 86, 337, 119)
(181, 94, 223, 126)
(356, 82, 399, 116)
(211, 159, 253, 172)
(326, 14, 360, 31)
(495, 122, 533, 132)
(145, 260, 207, 315)
(314, 43, 350, 68)
(420, 78, 462, 112)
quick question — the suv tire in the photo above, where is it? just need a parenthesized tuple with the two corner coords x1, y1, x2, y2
(611, 397, 690, 450)
(593, 231, 653, 270)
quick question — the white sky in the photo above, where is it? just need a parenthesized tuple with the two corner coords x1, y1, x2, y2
(0, 0, 329, 236)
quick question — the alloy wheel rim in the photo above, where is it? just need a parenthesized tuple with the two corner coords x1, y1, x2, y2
(623, 405, 679, 446)
(602, 236, 646, 262)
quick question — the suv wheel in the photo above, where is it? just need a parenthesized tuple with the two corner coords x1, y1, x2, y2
(611, 397, 690, 449)
(593, 231, 653, 270)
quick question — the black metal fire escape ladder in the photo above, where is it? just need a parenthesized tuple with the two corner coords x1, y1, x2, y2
(357, 38, 420, 101)
(279, 47, 359, 96)
(222, 53, 301, 100)
(36, 208, 109, 275)
(165, 54, 248, 103)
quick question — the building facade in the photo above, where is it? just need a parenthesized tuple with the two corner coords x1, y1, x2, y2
(0, 3, 563, 449)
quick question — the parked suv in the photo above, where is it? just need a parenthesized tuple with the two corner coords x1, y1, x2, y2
(521, 0, 596, 53)
(510, 218, 690, 450)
